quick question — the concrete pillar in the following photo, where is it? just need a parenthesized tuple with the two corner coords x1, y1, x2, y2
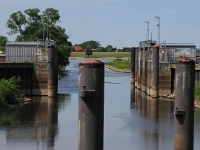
(144, 47, 148, 93)
(138, 48, 141, 90)
(174, 58, 195, 150)
(149, 45, 159, 97)
(135, 48, 139, 88)
(78, 59, 104, 150)
(130, 47, 136, 84)
(48, 45, 56, 97)
(141, 47, 146, 92)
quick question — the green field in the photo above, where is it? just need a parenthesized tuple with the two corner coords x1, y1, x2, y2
(70, 52, 130, 58)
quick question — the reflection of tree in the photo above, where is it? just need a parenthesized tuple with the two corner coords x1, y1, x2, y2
(0, 96, 59, 149)
(57, 94, 71, 111)
(0, 108, 21, 126)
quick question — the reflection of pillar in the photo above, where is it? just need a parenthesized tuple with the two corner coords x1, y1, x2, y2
(130, 83, 135, 109)
(147, 96, 159, 150)
(141, 91, 147, 117)
(47, 97, 58, 148)
(34, 96, 58, 149)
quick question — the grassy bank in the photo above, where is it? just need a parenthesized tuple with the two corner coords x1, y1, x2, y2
(105, 59, 130, 69)
(70, 52, 130, 58)
(195, 82, 200, 100)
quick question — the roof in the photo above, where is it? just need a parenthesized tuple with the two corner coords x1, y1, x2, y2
(73, 46, 83, 51)
(6, 41, 39, 46)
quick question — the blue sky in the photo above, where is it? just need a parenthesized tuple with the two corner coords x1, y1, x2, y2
(0, 0, 200, 48)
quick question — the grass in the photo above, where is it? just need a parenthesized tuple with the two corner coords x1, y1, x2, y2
(195, 82, 200, 100)
(105, 59, 131, 69)
(70, 51, 130, 58)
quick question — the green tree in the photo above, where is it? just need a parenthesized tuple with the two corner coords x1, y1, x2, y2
(79, 40, 100, 50)
(7, 11, 26, 35)
(106, 45, 114, 52)
(0, 36, 8, 54)
(85, 46, 92, 57)
(96, 47, 106, 52)
(58, 44, 71, 66)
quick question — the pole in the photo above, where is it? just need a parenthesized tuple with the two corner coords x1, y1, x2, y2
(43, 16, 44, 46)
(78, 59, 104, 150)
(174, 58, 195, 150)
(155, 16, 160, 44)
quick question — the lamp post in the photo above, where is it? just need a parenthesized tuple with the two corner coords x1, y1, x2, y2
(155, 16, 160, 45)
(145, 21, 149, 41)
(45, 20, 52, 40)
(45, 23, 51, 40)
(42, 15, 47, 46)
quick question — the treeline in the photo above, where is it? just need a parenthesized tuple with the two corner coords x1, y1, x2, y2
(74, 40, 131, 52)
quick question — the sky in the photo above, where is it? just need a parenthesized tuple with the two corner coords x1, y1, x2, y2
(0, 0, 200, 49)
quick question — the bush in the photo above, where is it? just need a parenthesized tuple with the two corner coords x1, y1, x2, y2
(105, 59, 130, 69)
(195, 82, 200, 100)
(0, 77, 21, 106)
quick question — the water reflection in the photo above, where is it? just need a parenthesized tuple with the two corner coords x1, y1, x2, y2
(130, 84, 174, 149)
(0, 96, 59, 150)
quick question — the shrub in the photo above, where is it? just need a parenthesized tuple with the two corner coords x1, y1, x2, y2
(0, 77, 21, 106)
(195, 82, 200, 100)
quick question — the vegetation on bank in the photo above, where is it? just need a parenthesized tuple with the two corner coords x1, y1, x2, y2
(0, 77, 21, 107)
(195, 82, 200, 100)
(105, 59, 130, 69)
(70, 52, 130, 58)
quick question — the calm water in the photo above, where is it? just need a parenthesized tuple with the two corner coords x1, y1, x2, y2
(1, 58, 200, 150)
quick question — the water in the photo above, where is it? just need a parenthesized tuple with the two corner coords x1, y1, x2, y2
(1, 58, 200, 150)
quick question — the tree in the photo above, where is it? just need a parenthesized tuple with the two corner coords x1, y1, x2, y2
(58, 44, 71, 66)
(0, 36, 8, 46)
(85, 46, 92, 57)
(79, 40, 100, 50)
(106, 45, 114, 52)
(0, 36, 8, 54)
(6, 8, 71, 66)
(6, 11, 26, 35)
(96, 47, 106, 52)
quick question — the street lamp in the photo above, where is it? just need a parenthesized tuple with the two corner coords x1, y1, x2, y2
(45, 19, 52, 40)
(145, 21, 149, 41)
(155, 16, 160, 45)
(45, 23, 51, 40)
(41, 15, 48, 46)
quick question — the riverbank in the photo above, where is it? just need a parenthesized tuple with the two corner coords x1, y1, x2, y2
(105, 65, 130, 73)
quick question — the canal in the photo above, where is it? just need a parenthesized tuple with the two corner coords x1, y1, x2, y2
(1, 58, 200, 150)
